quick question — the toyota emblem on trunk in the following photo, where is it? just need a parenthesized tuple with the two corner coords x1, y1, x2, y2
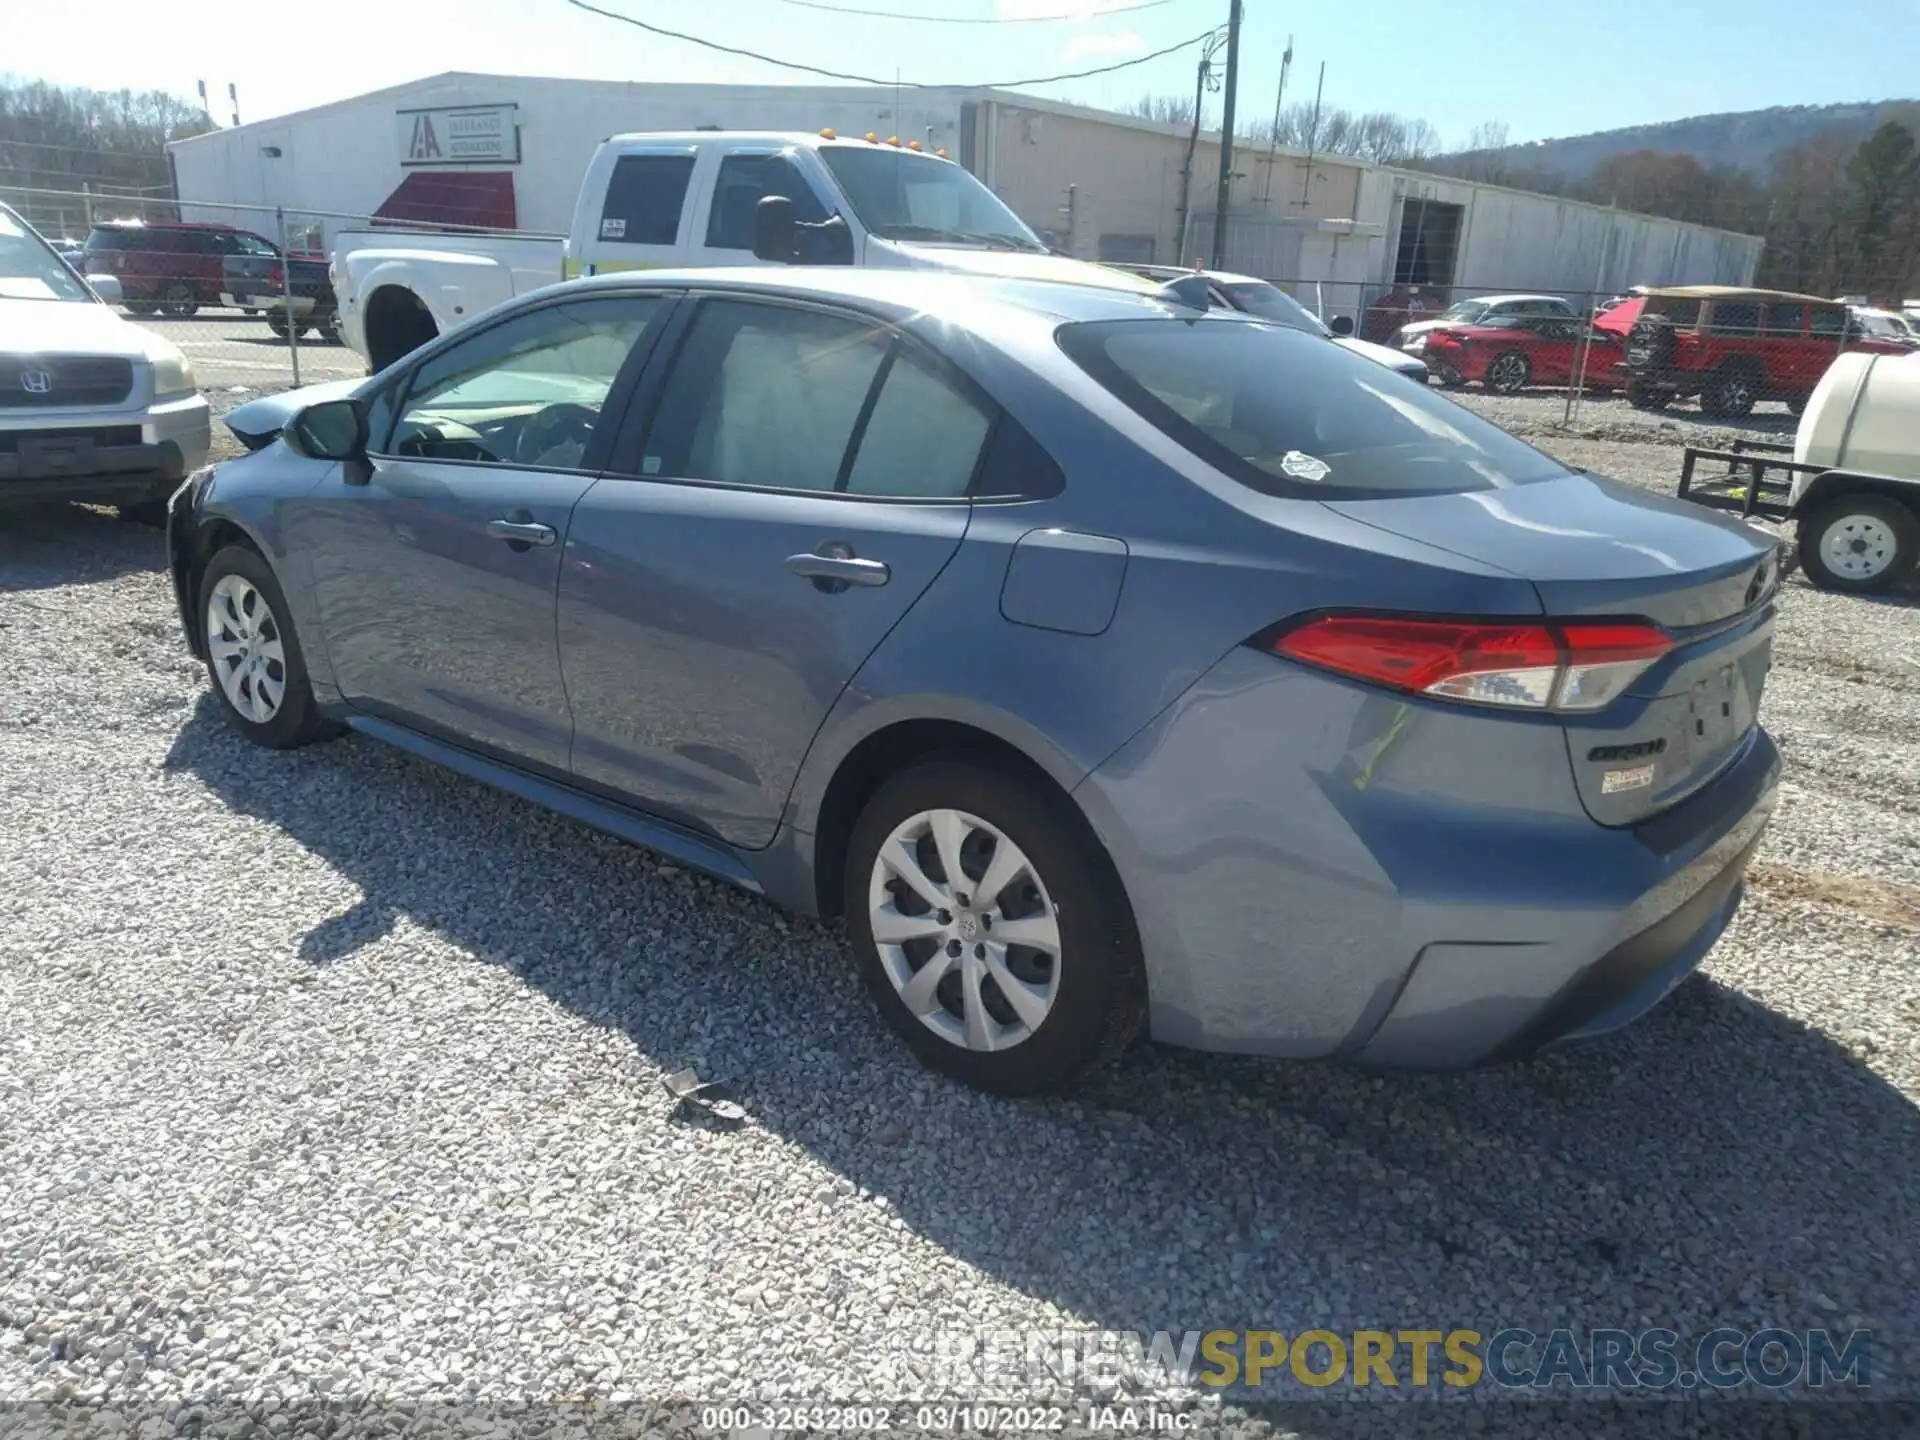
(19, 369, 53, 394)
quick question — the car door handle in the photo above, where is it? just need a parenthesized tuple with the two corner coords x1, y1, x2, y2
(486, 518, 556, 547)
(786, 551, 890, 590)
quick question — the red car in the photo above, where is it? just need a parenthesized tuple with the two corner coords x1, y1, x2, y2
(1422, 315, 1626, 393)
(81, 220, 280, 318)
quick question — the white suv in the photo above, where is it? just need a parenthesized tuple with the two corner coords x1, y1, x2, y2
(1, 203, 210, 519)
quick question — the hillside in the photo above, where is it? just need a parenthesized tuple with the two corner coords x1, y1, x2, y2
(1455, 101, 1918, 179)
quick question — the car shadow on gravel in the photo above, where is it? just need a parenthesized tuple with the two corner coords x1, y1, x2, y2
(163, 696, 1920, 1402)
(1, 503, 168, 591)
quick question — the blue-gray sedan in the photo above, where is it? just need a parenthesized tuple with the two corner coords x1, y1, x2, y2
(167, 268, 1780, 1094)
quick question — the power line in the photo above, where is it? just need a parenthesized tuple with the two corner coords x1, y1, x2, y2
(776, 0, 1175, 23)
(562, 0, 1212, 88)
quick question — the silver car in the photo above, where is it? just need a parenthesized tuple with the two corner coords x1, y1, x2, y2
(167, 268, 1780, 1094)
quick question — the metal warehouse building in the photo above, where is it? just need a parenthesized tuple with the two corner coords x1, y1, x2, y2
(168, 71, 1761, 324)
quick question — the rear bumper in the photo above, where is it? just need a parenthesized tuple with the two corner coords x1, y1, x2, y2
(224, 290, 317, 314)
(0, 395, 210, 505)
(1075, 647, 1780, 1068)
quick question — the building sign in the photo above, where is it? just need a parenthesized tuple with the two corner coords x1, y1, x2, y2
(397, 104, 520, 166)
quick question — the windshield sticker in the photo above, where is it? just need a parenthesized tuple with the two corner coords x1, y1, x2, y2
(600, 217, 627, 240)
(1281, 450, 1332, 483)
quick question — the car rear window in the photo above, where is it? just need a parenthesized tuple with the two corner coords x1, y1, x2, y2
(598, 153, 695, 246)
(84, 228, 140, 251)
(1059, 317, 1571, 499)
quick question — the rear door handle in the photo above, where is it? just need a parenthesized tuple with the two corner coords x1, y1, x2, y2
(786, 550, 890, 591)
(487, 518, 556, 548)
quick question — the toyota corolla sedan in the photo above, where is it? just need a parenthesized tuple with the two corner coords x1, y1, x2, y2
(167, 269, 1780, 1095)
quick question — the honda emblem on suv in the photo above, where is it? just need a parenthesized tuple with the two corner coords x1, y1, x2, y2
(19, 369, 53, 394)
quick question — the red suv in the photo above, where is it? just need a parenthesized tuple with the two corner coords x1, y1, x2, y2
(81, 221, 279, 318)
(1623, 285, 1908, 417)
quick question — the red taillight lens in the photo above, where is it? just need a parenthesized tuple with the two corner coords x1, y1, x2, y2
(1269, 616, 1672, 712)
(268, 262, 284, 287)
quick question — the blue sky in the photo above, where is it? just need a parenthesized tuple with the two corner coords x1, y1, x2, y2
(6, 0, 1917, 149)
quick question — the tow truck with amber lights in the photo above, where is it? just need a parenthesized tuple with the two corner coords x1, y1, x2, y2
(333, 128, 1156, 372)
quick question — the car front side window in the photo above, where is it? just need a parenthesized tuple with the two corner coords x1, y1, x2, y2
(386, 296, 659, 469)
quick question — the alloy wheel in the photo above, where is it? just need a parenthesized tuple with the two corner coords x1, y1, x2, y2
(1818, 514, 1897, 581)
(206, 574, 288, 723)
(1488, 354, 1528, 392)
(867, 807, 1061, 1052)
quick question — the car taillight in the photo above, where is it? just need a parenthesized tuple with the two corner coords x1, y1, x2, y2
(268, 263, 284, 287)
(1266, 615, 1673, 712)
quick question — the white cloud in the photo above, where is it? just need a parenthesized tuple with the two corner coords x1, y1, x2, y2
(1062, 28, 1147, 61)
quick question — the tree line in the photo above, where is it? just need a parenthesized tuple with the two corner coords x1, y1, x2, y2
(0, 76, 214, 235)
(1123, 92, 1920, 303)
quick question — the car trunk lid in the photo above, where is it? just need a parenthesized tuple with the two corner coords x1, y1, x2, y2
(1327, 472, 1779, 824)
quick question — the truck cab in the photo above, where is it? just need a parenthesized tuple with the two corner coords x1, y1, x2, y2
(336, 130, 1142, 372)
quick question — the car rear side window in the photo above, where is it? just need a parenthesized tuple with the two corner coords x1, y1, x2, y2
(1708, 302, 1761, 336)
(1059, 317, 1570, 499)
(598, 154, 695, 246)
(705, 155, 827, 250)
(1762, 303, 1806, 336)
(1651, 298, 1701, 328)
(1809, 306, 1846, 339)
(640, 299, 993, 498)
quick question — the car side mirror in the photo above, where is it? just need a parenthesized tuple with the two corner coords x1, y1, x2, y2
(286, 398, 368, 463)
(752, 196, 798, 262)
(753, 196, 856, 266)
(1329, 315, 1354, 337)
(86, 272, 122, 304)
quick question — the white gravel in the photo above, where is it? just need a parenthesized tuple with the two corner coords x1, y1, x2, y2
(2, 403, 1917, 1434)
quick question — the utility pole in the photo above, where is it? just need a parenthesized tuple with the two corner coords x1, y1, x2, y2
(1208, 0, 1243, 270)
(1296, 62, 1325, 210)
(1175, 29, 1226, 266)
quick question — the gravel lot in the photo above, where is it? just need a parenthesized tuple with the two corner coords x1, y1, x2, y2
(2, 391, 1917, 1435)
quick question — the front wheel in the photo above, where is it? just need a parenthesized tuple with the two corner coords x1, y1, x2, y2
(1485, 351, 1531, 393)
(844, 760, 1144, 1095)
(124, 301, 158, 317)
(199, 544, 342, 748)
(1797, 494, 1920, 594)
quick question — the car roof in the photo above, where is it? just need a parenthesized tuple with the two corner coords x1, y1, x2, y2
(89, 219, 246, 232)
(1642, 284, 1840, 304)
(557, 265, 1252, 326)
(602, 130, 957, 160)
(1453, 294, 1568, 305)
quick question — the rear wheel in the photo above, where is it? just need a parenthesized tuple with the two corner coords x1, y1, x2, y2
(1485, 351, 1531, 394)
(1701, 366, 1758, 419)
(1626, 382, 1670, 412)
(264, 311, 310, 342)
(1797, 494, 1919, 594)
(1434, 365, 1466, 389)
(1786, 394, 1808, 418)
(199, 544, 341, 748)
(159, 282, 199, 319)
(844, 760, 1144, 1095)
(123, 301, 158, 317)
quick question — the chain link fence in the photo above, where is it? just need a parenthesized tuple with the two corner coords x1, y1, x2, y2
(11, 178, 1918, 432)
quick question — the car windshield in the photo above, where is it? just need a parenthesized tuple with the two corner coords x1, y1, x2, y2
(819, 147, 1046, 251)
(0, 209, 93, 302)
(1438, 301, 1488, 322)
(1218, 281, 1331, 336)
(1059, 318, 1571, 500)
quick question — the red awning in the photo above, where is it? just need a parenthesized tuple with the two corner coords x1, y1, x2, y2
(372, 171, 517, 232)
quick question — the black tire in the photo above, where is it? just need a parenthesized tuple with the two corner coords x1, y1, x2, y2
(1626, 382, 1670, 412)
(1796, 493, 1920, 595)
(123, 302, 158, 317)
(197, 543, 341, 748)
(159, 282, 199, 319)
(263, 311, 310, 342)
(1786, 394, 1808, 418)
(1701, 366, 1758, 419)
(1485, 351, 1531, 394)
(1435, 365, 1466, 389)
(843, 759, 1145, 1095)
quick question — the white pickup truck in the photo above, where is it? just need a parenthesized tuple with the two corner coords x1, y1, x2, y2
(333, 129, 1114, 371)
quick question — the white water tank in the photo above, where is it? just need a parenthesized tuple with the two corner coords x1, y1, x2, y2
(1791, 350, 1920, 503)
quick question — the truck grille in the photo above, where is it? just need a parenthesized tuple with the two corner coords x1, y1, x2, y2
(1, 356, 135, 409)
